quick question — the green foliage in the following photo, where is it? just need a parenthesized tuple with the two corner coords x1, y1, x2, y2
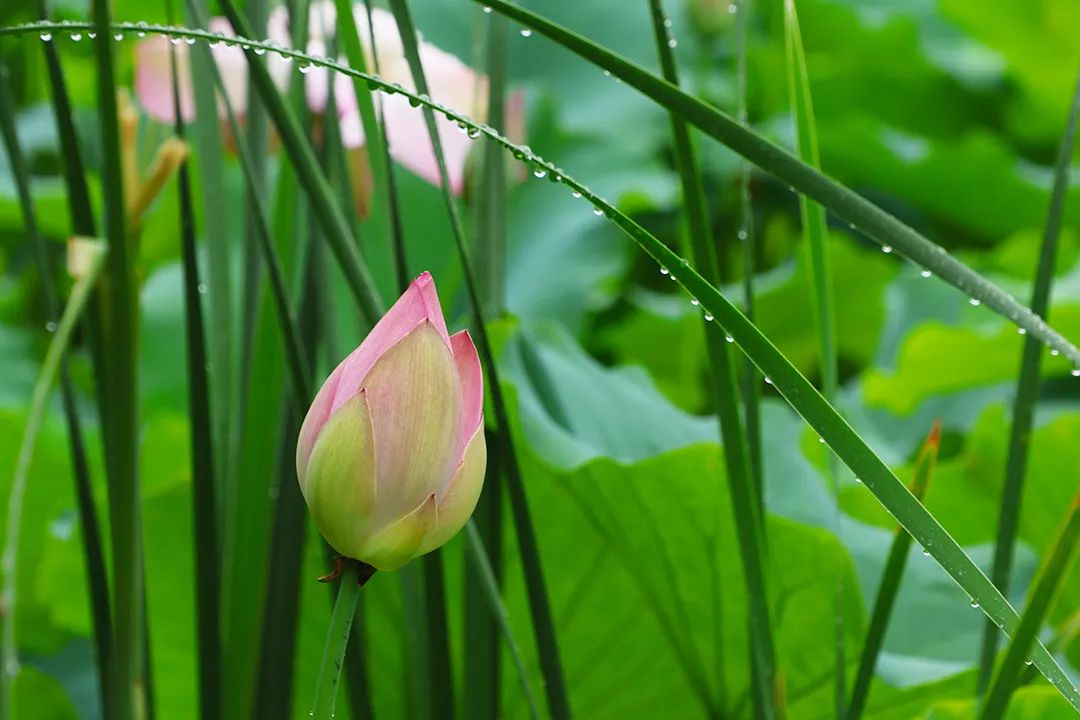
(1, 0, 1080, 718)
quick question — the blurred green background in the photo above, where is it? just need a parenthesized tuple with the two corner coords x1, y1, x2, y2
(1, 0, 1079, 717)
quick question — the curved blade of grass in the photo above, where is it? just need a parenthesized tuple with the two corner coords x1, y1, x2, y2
(217, 0, 384, 327)
(1, 241, 107, 717)
(90, 0, 142, 715)
(10, 20, 1080, 709)
(9, 17, 1080, 361)
(781, 4, 844, 714)
(647, 2, 775, 717)
(460, 0, 1080, 367)
(977, 68, 1080, 693)
(0, 55, 112, 716)
(465, 10, 509, 718)
(465, 521, 542, 720)
(385, 2, 571, 716)
(979, 492, 1080, 720)
(847, 422, 941, 720)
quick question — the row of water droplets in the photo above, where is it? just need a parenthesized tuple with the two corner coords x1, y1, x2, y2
(16, 18, 1080, 373)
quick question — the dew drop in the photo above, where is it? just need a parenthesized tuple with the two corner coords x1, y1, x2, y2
(88, 31, 97, 39)
(663, 18, 673, 28)
(847, 222, 856, 230)
(169, 36, 181, 45)
(969, 298, 981, 306)
(817, 436, 825, 444)
(254, 46, 267, 56)
(571, 190, 582, 199)
(45, 321, 58, 333)
(881, 245, 893, 254)
(1050, 348, 1060, 356)
(592, 207, 604, 216)
(1017, 327, 1026, 335)
(533, 168, 547, 179)
(970, 600, 979, 608)
(185, 36, 197, 46)
(136, 21, 148, 37)
(704, 313, 714, 322)
(70, 32, 82, 41)
(690, 298, 700, 306)
(483, 5, 492, 12)
(764, 376, 773, 385)
(298, 62, 312, 74)
(920, 269, 932, 278)
(737, 230, 748, 241)
(1071, 368, 1080, 377)
(725, 335, 734, 343)
(1024, 660, 1033, 666)
(922, 548, 930, 556)
(197, 283, 208, 294)
(40, 32, 53, 42)
(114, 32, 124, 41)
(854, 477, 862, 484)
(727, 3, 738, 12)
(520, 28, 532, 37)
(667, 38, 678, 48)
(660, 267, 669, 276)
(468, 127, 481, 139)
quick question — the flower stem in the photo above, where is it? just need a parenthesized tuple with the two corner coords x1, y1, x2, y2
(311, 561, 374, 719)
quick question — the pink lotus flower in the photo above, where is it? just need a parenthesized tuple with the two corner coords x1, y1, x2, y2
(296, 272, 486, 570)
(134, 1, 524, 195)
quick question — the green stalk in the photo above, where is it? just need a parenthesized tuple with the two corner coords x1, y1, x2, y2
(12, 18, 1079, 710)
(312, 562, 375, 719)
(385, 3, 572, 717)
(781, 4, 843, 714)
(0, 55, 112, 716)
(647, 2, 772, 717)
(465, 522, 542, 720)
(91, 0, 141, 715)
(1, 242, 107, 718)
(218, 0, 385, 326)
(183, 0, 234, 493)
(977, 69, 1080, 693)
(166, 28, 223, 719)
(459, 0, 1080, 365)
(734, 0, 763, 522)
(847, 423, 941, 720)
(330, 0, 394, 262)
(979, 492, 1080, 720)
(465, 9, 510, 718)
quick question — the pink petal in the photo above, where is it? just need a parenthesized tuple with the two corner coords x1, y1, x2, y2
(378, 44, 486, 194)
(296, 362, 345, 482)
(450, 330, 483, 447)
(134, 36, 195, 123)
(329, 272, 451, 415)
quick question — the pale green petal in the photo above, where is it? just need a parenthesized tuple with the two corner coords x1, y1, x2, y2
(359, 494, 437, 571)
(363, 320, 462, 524)
(302, 390, 378, 559)
(417, 423, 486, 555)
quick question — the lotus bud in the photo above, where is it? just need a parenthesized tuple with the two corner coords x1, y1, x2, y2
(297, 272, 486, 571)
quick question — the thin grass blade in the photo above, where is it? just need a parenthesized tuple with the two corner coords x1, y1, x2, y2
(90, 0, 142, 714)
(647, 1, 774, 716)
(847, 423, 941, 720)
(462, 0, 1080, 366)
(977, 68, 1080, 693)
(979, 492, 1080, 720)
(385, 3, 572, 716)
(1, 242, 107, 717)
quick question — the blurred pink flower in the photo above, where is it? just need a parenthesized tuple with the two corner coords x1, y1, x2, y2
(134, 2, 523, 196)
(296, 272, 486, 571)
